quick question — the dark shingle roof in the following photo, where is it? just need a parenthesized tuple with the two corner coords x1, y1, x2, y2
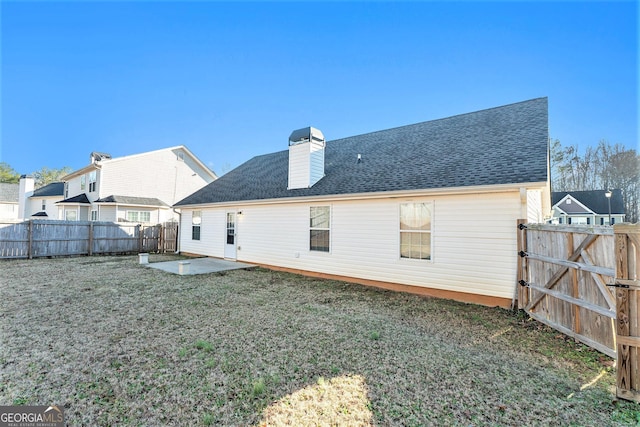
(96, 195, 168, 207)
(176, 97, 549, 206)
(0, 183, 19, 203)
(552, 190, 625, 215)
(32, 182, 64, 197)
(57, 194, 90, 204)
(32, 211, 49, 217)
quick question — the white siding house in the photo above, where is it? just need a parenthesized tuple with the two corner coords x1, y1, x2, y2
(175, 98, 551, 308)
(57, 146, 216, 223)
(0, 183, 19, 220)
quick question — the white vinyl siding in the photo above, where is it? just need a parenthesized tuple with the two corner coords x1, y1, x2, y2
(99, 148, 212, 205)
(179, 191, 524, 299)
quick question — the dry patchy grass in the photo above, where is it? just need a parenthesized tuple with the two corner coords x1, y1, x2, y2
(1, 255, 639, 426)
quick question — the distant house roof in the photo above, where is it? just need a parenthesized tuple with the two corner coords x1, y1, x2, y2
(0, 183, 19, 203)
(57, 194, 91, 204)
(175, 97, 549, 207)
(32, 211, 48, 217)
(32, 182, 65, 197)
(62, 145, 217, 181)
(552, 190, 625, 215)
(96, 195, 169, 207)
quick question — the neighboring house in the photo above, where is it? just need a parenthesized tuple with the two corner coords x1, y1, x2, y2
(56, 146, 216, 223)
(0, 183, 19, 220)
(174, 97, 551, 308)
(551, 190, 625, 225)
(17, 178, 65, 219)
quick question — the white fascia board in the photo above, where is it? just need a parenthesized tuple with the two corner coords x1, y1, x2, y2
(174, 181, 549, 209)
(61, 164, 100, 181)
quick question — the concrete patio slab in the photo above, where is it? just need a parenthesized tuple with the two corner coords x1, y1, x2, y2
(147, 257, 256, 275)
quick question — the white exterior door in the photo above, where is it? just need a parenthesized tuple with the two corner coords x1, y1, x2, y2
(224, 212, 237, 260)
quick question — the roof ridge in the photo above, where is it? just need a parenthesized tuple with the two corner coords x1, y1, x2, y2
(329, 97, 548, 143)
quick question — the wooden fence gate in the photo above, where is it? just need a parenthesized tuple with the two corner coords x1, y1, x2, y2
(614, 224, 640, 402)
(161, 221, 178, 253)
(517, 222, 617, 357)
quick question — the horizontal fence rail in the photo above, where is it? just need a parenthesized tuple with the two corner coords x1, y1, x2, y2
(517, 221, 617, 358)
(0, 220, 175, 259)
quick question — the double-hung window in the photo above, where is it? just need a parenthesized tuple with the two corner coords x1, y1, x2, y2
(126, 211, 151, 223)
(192, 210, 202, 240)
(400, 202, 432, 260)
(88, 171, 97, 192)
(310, 206, 330, 252)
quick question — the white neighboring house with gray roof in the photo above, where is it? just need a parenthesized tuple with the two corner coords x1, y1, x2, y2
(0, 183, 20, 220)
(174, 98, 551, 308)
(17, 177, 66, 219)
(57, 146, 216, 223)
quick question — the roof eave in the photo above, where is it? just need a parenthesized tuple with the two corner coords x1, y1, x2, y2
(61, 164, 100, 181)
(174, 181, 549, 209)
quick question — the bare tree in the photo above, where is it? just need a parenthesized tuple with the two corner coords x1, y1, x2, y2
(551, 140, 639, 223)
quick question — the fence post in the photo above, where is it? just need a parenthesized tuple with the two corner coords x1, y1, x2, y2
(137, 225, 143, 253)
(515, 219, 528, 309)
(615, 223, 640, 403)
(27, 219, 33, 260)
(88, 222, 94, 256)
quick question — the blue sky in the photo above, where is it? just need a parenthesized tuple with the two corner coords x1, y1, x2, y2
(1, 1, 637, 177)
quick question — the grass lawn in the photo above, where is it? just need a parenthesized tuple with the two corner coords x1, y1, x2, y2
(1, 255, 639, 426)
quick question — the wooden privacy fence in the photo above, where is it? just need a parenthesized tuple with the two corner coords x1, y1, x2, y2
(517, 221, 640, 403)
(0, 220, 178, 259)
(517, 222, 617, 357)
(614, 224, 640, 402)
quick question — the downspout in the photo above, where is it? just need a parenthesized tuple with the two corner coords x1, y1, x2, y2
(172, 207, 181, 254)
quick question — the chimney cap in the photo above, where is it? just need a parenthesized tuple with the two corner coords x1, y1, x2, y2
(289, 127, 325, 146)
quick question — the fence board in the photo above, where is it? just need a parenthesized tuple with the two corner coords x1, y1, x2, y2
(518, 222, 617, 358)
(0, 220, 171, 259)
(615, 224, 640, 402)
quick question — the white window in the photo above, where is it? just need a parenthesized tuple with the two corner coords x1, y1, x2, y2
(310, 206, 330, 252)
(126, 211, 151, 223)
(400, 202, 433, 260)
(192, 210, 201, 240)
(41, 200, 46, 211)
(65, 210, 77, 221)
(91, 210, 98, 221)
(88, 171, 97, 192)
(80, 175, 86, 191)
(64, 183, 69, 199)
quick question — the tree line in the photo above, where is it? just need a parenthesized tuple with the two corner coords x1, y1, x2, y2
(551, 139, 639, 223)
(0, 162, 72, 188)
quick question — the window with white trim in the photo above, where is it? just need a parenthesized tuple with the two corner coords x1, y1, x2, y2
(400, 202, 432, 260)
(80, 175, 86, 191)
(88, 171, 97, 192)
(91, 210, 98, 221)
(65, 210, 77, 221)
(126, 211, 151, 223)
(41, 200, 46, 211)
(192, 211, 201, 240)
(310, 206, 330, 252)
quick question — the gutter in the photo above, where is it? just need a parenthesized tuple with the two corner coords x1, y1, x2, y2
(174, 181, 550, 209)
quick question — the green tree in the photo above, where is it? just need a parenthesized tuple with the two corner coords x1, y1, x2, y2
(0, 162, 20, 183)
(32, 166, 72, 188)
